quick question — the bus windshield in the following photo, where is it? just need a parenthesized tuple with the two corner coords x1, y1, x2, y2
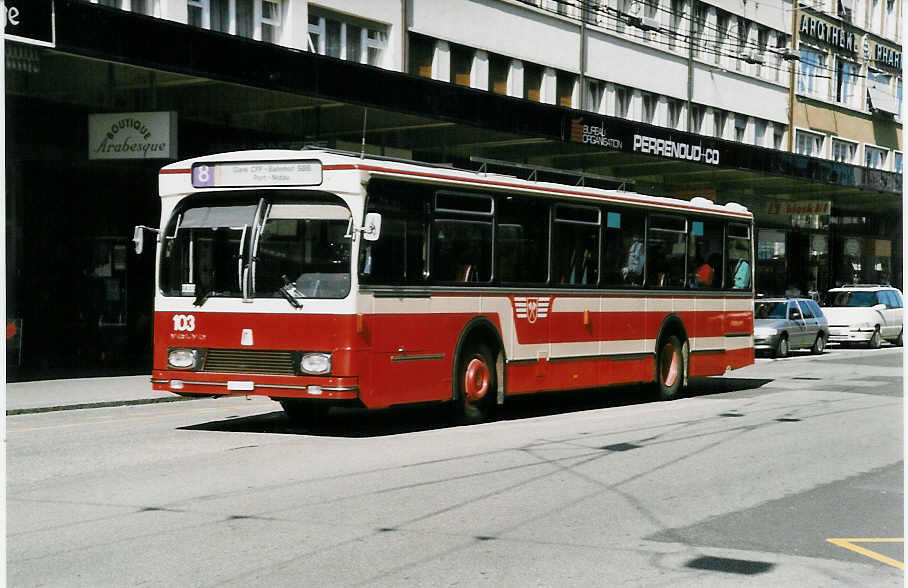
(160, 195, 352, 302)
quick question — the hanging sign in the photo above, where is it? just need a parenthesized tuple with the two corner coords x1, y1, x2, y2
(88, 112, 178, 160)
(3, 0, 54, 47)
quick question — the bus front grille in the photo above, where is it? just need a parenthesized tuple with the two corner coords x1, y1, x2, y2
(202, 349, 296, 375)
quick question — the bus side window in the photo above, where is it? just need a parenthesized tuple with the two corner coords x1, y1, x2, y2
(552, 204, 600, 287)
(727, 222, 752, 290)
(647, 215, 687, 288)
(602, 209, 645, 287)
(687, 219, 724, 289)
(432, 192, 493, 284)
(496, 196, 549, 285)
(360, 180, 429, 285)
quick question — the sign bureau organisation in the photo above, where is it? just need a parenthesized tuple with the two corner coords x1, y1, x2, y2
(570, 117, 720, 166)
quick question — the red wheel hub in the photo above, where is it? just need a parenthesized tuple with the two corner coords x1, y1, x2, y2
(464, 358, 490, 402)
(661, 343, 679, 387)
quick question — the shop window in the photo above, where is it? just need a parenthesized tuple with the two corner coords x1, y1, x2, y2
(602, 209, 645, 287)
(552, 205, 600, 286)
(309, 9, 388, 66)
(798, 46, 828, 99)
(556, 73, 575, 108)
(688, 220, 724, 289)
(831, 138, 858, 164)
(864, 145, 889, 169)
(490, 54, 510, 96)
(646, 215, 687, 288)
(796, 129, 825, 158)
(409, 35, 435, 78)
(524, 64, 543, 102)
(835, 58, 859, 107)
(497, 196, 549, 284)
(757, 229, 787, 296)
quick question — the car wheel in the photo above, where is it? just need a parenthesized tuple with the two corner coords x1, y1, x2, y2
(810, 333, 826, 355)
(868, 328, 882, 349)
(774, 335, 789, 358)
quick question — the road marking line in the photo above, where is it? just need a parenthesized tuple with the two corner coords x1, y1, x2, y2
(827, 538, 904, 570)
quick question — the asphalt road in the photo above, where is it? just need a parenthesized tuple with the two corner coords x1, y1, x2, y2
(7, 345, 903, 587)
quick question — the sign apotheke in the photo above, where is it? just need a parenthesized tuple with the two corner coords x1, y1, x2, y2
(799, 15, 857, 53)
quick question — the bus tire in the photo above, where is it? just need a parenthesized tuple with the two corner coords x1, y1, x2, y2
(655, 334, 684, 401)
(279, 400, 329, 425)
(453, 343, 497, 424)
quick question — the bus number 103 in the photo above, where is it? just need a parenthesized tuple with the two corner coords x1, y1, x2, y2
(173, 314, 196, 332)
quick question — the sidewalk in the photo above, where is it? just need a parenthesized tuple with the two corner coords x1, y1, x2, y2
(5, 375, 187, 415)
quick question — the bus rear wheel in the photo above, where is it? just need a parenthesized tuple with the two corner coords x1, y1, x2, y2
(655, 335, 684, 401)
(453, 343, 497, 424)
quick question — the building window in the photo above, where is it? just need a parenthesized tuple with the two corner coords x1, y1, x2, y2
(865, 145, 889, 169)
(586, 80, 605, 114)
(409, 35, 434, 78)
(666, 99, 681, 129)
(556, 73, 575, 107)
(451, 45, 473, 87)
(831, 138, 858, 163)
(524, 64, 543, 102)
(714, 11, 729, 64)
(714, 110, 727, 139)
(884, 0, 897, 38)
(641, 93, 656, 124)
(796, 129, 825, 157)
(734, 115, 746, 142)
(614, 85, 630, 118)
(260, 0, 280, 42)
(489, 54, 509, 95)
(894, 152, 903, 173)
(309, 9, 388, 66)
(835, 58, 858, 107)
(754, 119, 766, 146)
(690, 104, 703, 134)
(773, 125, 784, 150)
(798, 46, 828, 99)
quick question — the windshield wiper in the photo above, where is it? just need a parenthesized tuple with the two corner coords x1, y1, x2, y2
(278, 275, 303, 309)
(193, 289, 214, 307)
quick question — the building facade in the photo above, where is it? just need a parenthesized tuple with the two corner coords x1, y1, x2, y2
(5, 0, 901, 379)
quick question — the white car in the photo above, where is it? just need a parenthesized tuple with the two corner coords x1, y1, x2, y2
(821, 285, 903, 348)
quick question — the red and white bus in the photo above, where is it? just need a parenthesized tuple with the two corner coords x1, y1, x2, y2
(138, 148, 754, 422)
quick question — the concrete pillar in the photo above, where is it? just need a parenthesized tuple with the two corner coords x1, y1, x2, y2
(471, 50, 489, 90)
(433, 40, 450, 82)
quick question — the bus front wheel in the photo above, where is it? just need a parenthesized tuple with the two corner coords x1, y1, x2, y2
(279, 399, 329, 425)
(453, 343, 497, 424)
(655, 335, 684, 401)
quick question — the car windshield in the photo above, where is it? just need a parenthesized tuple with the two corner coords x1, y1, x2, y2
(824, 291, 877, 307)
(160, 193, 352, 302)
(755, 301, 788, 319)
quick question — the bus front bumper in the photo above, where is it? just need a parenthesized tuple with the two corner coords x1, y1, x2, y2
(151, 371, 359, 400)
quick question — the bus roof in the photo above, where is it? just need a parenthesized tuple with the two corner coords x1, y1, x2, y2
(160, 148, 753, 220)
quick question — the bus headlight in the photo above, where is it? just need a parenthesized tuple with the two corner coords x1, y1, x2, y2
(299, 352, 331, 375)
(168, 348, 202, 370)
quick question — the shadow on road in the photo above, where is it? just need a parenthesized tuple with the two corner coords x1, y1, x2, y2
(179, 376, 775, 438)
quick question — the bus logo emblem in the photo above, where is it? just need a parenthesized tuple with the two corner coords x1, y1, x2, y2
(241, 329, 254, 346)
(514, 297, 551, 324)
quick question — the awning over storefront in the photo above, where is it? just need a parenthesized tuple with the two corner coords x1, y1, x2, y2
(867, 84, 900, 116)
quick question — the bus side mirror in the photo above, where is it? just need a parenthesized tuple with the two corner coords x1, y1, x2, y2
(133, 225, 159, 254)
(362, 212, 382, 242)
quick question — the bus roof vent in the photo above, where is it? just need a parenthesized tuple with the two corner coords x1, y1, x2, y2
(724, 202, 749, 213)
(470, 156, 635, 191)
(690, 196, 714, 207)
